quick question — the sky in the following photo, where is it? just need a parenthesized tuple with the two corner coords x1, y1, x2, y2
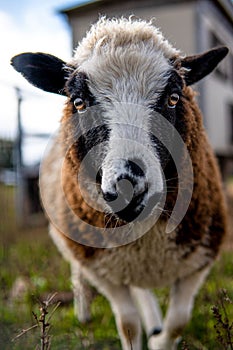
(0, 0, 86, 164)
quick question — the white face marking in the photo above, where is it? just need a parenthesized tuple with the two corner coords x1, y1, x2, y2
(72, 21, 173, 220)
(100, 103, 164, 201)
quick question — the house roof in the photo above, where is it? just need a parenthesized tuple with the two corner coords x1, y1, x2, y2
(59, 0, 233, 31)
(60, 0, 192, 15)
(59, 0, 102, 14)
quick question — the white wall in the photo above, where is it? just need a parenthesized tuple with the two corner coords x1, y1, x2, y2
(205, 77, 233, 151)
(198, 1, 233, 151)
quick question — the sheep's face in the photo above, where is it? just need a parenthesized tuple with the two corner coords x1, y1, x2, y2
(65, 46, 183, 222)
(11, 18, 228, 224)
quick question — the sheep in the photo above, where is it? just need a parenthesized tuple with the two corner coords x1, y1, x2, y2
(11, 17, 228, 350)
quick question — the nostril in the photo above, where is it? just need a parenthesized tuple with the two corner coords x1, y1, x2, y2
(102, 190, 118, 202)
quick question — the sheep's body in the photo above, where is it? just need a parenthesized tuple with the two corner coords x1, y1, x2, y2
(12, 17, 228, 350)
(40, 84, 226, 349)
(50, 221, 211, 287)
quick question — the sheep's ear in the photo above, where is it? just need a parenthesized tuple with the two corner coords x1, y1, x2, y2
(181, 47, 229, 86)
(11, 52, 68, 95)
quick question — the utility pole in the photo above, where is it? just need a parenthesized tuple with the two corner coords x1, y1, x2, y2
(15, 87, 23, 168)
(14, 87, 25, 225)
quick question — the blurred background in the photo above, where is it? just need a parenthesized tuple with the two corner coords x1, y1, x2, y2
(0, 1, 233, 349)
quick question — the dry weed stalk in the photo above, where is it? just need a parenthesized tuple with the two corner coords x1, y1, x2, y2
(12, 292, 61, 350)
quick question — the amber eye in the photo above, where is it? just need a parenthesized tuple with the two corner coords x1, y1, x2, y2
(168, 93, 180, 108)
(74, 98, 86, 113)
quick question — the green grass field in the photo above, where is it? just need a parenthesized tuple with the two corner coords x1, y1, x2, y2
(0, 184, 232, 349)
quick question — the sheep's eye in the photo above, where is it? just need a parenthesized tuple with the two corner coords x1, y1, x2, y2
(74, 98, 86, 114)
(168, 93, 179, 108)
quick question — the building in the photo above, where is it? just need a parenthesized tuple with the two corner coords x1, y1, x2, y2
(61, 0, 233, 177)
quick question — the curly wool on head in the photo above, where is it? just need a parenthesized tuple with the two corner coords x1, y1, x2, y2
(72, 16, 180, 66)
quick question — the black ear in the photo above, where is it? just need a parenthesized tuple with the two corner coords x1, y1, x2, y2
(181, 47, 229, 86)
(11, 52, 68, 95)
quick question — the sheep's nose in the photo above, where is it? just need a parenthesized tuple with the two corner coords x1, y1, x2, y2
(102, 158, 146, 204)
(103, 174, 136, 204)
(102, 181, 148, 223)
(101, 160, 149, 222)
(102, 190, 118, 202)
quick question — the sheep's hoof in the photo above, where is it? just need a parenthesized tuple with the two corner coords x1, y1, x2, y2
(74, 301, 92, 324)
(148, 332, 181, 350)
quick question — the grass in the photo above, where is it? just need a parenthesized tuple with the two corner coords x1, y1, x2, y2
(0, 184, 232, 349)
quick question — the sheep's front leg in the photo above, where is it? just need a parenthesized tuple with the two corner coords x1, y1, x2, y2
(130, 287, 163, 337)
(148, 266, 210, 350)
(101, 283, 142, 350)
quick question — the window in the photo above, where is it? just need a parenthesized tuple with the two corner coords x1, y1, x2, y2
(210, 32, 228, 81)
(230, 104, 233, 145)
(231, 54, 233, 86)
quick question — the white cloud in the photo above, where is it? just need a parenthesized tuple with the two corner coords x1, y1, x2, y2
(0, 7, 71, 164)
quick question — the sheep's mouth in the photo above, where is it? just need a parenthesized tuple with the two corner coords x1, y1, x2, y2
(107, 191, 162, 223)
(113, 203, 145, 223)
